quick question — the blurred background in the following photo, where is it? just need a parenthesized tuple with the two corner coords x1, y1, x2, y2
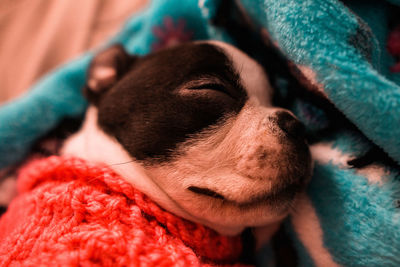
(0, 0, 148, 103)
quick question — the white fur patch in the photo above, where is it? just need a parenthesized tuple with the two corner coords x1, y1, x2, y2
(310, 143, 351, 167)
(206, 41, 273, 106)
(356, 165, 388, 185)
(311, 143, 387, 184)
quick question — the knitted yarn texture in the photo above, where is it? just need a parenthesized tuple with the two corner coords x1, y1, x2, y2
(0, 156, 245, 266)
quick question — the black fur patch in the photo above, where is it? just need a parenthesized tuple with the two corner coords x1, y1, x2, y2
(95, 43, 247, 162)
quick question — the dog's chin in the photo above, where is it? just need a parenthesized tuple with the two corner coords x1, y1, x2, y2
(145, 161, 310, 236)
(170, 187, 297, 235)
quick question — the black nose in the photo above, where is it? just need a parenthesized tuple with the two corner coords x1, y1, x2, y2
(275, 111, 305, 139)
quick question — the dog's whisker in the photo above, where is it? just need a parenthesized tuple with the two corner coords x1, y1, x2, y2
(109, 160, 135, 166)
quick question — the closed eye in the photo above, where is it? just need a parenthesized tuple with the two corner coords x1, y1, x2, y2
(188, 83, 235, 99)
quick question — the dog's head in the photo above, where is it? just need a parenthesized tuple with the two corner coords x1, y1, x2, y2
(62, 41, 312, 235)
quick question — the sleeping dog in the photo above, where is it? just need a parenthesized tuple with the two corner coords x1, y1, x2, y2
(61, 41, 312, 238)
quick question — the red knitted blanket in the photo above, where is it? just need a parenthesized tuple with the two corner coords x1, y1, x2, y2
(0, 156, 247, 266)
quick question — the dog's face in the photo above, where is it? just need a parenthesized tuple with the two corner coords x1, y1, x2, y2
(62, 41, 312, 235)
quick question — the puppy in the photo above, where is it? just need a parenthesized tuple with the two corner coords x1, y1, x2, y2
(61, 41, 312, 237)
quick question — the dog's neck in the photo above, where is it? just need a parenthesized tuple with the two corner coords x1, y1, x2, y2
(61, 106, 246, 235)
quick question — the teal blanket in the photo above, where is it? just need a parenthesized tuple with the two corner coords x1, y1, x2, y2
(1, 0, 400, 266)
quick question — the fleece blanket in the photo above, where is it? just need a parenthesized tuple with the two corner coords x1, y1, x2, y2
(0, 156, 244, 266)
(1, 0, 400, 266)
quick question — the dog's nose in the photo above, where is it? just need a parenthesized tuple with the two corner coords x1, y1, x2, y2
(275, 111, 305, 139)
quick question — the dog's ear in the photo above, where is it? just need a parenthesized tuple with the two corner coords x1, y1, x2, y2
(84, 44, 136, 104)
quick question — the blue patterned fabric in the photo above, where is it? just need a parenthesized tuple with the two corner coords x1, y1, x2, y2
(1, 0, 400, 266)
